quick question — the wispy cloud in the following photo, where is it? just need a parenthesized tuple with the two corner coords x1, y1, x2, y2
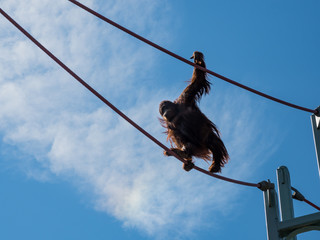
(0, 0, 277, 238)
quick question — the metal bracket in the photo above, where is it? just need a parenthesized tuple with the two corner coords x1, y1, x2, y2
(259, 179, 275, 191)
(291, 187, 305, 201)
(286, 226, 320, 239)
(278, 212, 320, 238)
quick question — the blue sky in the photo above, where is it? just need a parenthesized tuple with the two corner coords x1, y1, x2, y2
(0, 0, 319, 239)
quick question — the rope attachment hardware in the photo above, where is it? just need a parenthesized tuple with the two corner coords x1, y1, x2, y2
(291, 187, 305, 201)
(291, 186, 320, 211)
(258, 179, 275, 191)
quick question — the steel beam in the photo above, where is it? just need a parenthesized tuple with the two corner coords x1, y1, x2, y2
(264, 186, 281, 240)
(277, 166, 296, 240)
(278, 212, 320, 238)
(311, 106, 320, 178)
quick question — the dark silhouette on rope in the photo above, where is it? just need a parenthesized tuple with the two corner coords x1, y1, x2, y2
(160, 51, 229, 173)
(0, 8, 261, 188)
(68, 0, 318, 115)
(292, 187, 320, 211)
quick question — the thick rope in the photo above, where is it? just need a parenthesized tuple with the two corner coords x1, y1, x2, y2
(68, 0, 318, 115)
(304, 199, 320, 211)
(0, 8, 261, 188)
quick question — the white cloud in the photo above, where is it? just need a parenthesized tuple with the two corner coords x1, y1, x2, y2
(0, 0, 277, 238)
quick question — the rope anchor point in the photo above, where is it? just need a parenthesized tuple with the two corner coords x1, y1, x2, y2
(258, 180, 275, 191)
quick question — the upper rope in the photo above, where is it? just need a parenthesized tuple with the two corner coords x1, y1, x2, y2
(67, 0, 318, 115)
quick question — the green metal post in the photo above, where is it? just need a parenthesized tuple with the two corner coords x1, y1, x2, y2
(264, 186, 281, 240)
(263, 167, 320, 239)
(277, 166, 297, 240)
(311, 106, 320, 178)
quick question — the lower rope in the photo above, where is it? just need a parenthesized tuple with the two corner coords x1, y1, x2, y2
(0, 8, 261, 189)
